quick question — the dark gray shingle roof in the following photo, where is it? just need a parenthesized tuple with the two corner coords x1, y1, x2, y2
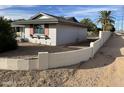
(12, 12, 86, 27)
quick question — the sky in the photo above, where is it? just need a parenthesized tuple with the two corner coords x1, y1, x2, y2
(0, 5, 124, 30)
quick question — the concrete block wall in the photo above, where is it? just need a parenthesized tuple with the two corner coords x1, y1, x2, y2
(0, 31, 111, 70)
(0, 58, 8, 69)
(38, 52, 49, 70)
(38, 47, 92, 69)
(90, 38, 102, 57)
(0, 58, 38, 70)
(49, 47, 92, 68)
(90, 31, 111, 57)
(38, 31, 112, 70)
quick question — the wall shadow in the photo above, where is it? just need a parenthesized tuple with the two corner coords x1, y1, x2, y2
(80, 33, 124, 69)
(61, 33, 124, 70)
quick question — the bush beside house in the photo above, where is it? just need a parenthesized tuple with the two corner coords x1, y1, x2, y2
(0, 17, 17, 52)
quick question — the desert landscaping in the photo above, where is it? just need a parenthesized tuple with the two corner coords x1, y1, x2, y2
(0, 40, 92, 59)
(0, 6, 124, 87)
(0, 32, 124, 87)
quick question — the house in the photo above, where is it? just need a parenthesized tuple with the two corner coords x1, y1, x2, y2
(12, 12, 87, 46)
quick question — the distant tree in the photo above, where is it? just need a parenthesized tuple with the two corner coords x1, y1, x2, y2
(97, 27, 102, 31)
(97, 11, 115, 31)
(0, 16, 17, 52)
(13, 19, 26, 21)
(80, 18, 97, 31)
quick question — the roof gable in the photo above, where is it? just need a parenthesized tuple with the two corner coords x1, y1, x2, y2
(30, 13, 54, 20)
(30, 12, 79, 23)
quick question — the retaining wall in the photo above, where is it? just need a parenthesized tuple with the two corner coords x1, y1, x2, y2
(0, 31, 111, 70)
(48, 47, 92, 68)
(0, 58, 38, 70)
(38, 47, 92, 69)
(38, 31, 112, 70)
(90, 31, 111, 57)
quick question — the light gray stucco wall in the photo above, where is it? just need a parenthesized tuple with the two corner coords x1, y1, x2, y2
(24, 25, 31, 39)
(48, 24, 57, 46)
(23, 24, 87, 46)
(56, 24, 87, 45)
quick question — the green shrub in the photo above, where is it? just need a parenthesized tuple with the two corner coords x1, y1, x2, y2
(0, 17, 17, 52)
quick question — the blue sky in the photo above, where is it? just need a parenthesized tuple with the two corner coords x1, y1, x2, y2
(0, 5, 124, 30)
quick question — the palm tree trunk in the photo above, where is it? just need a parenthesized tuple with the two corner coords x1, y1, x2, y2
(103, 25, 105, 31)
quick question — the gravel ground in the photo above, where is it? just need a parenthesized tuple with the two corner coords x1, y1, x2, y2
(0, 33, 124, 87)
(0, 43, 79, 59)
(0, 40, 91, 59)
(0, 66, 77, 87)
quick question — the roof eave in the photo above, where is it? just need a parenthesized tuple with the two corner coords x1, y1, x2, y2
(58, 20, 86, 28)
(12, 20, 59, 25)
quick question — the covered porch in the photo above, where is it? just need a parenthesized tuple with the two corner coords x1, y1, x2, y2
(11, 19, 58, 45)
(12, 24, 50, 41)
(12, 18, 58, 45)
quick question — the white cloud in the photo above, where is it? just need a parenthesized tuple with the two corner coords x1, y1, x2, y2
(0, 10, 33, 19)
(65, 7, 118, 16)
(0, 5, 39, 19)
(0, 5, 13, 10)
(0, 5, 121, 21)
(15, 5, 38, 8)
(0, 5, 37, 10)
(4, 14, 32, 20)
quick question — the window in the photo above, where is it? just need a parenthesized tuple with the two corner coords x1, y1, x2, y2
(34, 25, 44, 34)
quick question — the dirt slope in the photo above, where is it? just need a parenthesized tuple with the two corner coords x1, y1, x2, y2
(64, 33, 124, 86)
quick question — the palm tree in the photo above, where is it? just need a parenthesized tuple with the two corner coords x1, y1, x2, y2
(97, 11, 115, 31)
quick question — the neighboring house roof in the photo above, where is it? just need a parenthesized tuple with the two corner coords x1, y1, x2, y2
(64, 17, 79, 23)
(12, 12, 86, 27)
